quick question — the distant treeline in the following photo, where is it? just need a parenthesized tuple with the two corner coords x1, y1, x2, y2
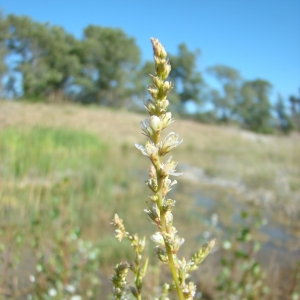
(0, 14, 299, 133)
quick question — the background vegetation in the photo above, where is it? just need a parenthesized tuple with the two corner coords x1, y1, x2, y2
(0, 11, 299, 300)
(0, 13, 299, 134)
(0, 101, 299, 299)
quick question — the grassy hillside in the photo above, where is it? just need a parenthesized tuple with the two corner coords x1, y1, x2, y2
(0, 100, 299, 299)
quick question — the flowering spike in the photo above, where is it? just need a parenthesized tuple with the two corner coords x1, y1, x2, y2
(112, 38, 215, 300)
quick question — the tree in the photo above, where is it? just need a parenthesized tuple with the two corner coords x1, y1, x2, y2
(237, 79, 273, 133)
(75, 25, 141, 106)
(275, 94, 294, 134)
(207, 65, 241, 122)
(0, 12, 9, 97)
(289, 92, 300, 131)
(6, 14, 81, 101)
(168, 43, 204, 112)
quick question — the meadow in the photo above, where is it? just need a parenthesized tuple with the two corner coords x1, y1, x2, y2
(0, 100, 299, 299)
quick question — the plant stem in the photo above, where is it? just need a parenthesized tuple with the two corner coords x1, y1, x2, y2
(157, 171, 185, 300)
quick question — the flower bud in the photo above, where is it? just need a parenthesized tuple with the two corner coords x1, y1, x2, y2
(161, 112, 173, 129)
(154, 56, 166, 75)
(161, 63, 171, 80)
(145, 178, 158, 192)
(149, 164, 157, 179)
(130, 286, 138, 298)
(154, 246, 169, 264)
(138, 236, 146, 252)
(150, 115, 162, 132)
(150, 75, 163, 88)
(151, 232, 165, 247)
(148, 85, 159, 100)
(156, 99, 169, 114)
(190, 239, 216, 269)
(149, 194, 158, 202)
(144, 204, 160, 222)
(151, 37, 167, 59)
(165, 211, 173, 228)
(162, 81, 172, 93)
(144, 99, 156, 115)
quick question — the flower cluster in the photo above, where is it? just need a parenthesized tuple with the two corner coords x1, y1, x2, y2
(111, 214, 148, 299)
(111, 262, 130, 300)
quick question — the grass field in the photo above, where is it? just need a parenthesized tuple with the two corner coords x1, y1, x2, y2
(0, 100, 299, 299)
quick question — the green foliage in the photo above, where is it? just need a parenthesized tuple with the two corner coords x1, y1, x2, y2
(6, 14, 81, 101)
(289, 94, 300, 132)
(0, 126, 111, 298)
(275, 94, 294, 134)
(193, 111, 219, 124)
(0, 126, 106, 179)
(29, 202, 101, 300)
(134, 60, 156, 101)
(0, 12, 9, 97)
(75, 25, 141, 105)
(217, 210, 269, 300)
(237, 79, 274, 133)
(4, 15, 140, 105)
(0, 124, 157, 298)
(169, 43, 204, 110)
(207, 65, 241, 122)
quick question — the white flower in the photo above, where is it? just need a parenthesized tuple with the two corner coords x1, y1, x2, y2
(162, 179, 177, 197)
(70, 296, 82, 300)
(211, 213, 218, 226)
(160, 132, 183, 155)
(48, 288, 57, 297)
(65, 284, 76, 293)
(173, 236, 185, 252)
(140, 119, 153, 138)
(160, 157, 183, 177)
(161, 112, 174, 129)
(135, 142, 157, 157)
(151, 232, 165, 247)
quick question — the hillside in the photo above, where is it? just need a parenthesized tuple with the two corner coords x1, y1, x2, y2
(1, 100, 299, 189)
(0, 100, 299, 299)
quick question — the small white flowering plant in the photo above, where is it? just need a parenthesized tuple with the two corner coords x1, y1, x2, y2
(111, 38, 215, 300)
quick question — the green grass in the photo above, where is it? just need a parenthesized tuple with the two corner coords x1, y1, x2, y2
(0, 126, 106, 178)
(0, 125, 151, 241)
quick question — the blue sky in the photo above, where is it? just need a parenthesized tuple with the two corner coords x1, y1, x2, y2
(1, 0, 299, 104)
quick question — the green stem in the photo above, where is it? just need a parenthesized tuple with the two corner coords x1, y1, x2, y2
(157, 171, 185, 300)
